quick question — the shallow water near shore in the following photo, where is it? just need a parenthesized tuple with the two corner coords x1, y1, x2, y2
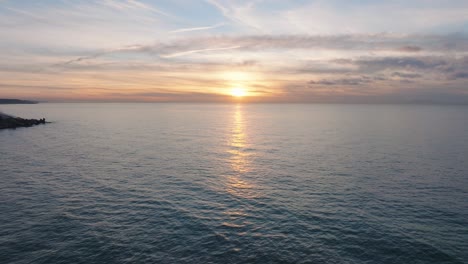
(1, 103, 467, 263)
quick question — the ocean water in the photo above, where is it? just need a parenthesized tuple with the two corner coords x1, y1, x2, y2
(0, 103, 467, 264)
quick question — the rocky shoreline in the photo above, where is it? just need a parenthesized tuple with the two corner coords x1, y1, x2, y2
(0, 113, 47, 129)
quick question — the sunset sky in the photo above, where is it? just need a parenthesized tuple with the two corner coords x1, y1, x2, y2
(0, 0, 467, 103)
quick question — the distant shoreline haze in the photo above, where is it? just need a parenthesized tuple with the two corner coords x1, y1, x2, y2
(2, 97, 468, 105)
(0, 99, 38, 104)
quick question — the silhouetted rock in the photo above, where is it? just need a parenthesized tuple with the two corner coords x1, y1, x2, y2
(0, 113, 48, 129)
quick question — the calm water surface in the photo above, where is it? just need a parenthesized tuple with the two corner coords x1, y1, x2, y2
(1, 103, 467, 263)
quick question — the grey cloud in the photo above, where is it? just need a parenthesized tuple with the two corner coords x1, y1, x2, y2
(306, 74, 393, 87)
(449, 72, 468, 79)
(55, 33, 468, 66)
(107, 91, 231, 102)
(58, 54, 102, 66)
(56, 44, 154, 66)
(329, 55, 468, 73)
(391, 72, 422, 78)
(163, 34, 468, 53)
(282, 56, 467, 79)
(50, 59, 258, 73)
(396, 46, 422, 52)
(282, 62, 353, 75)
(309, 76, 373, 86)
(331, 58, 353, 64)
(280, 81, 468, 104)
(354, 56, 468, 81)
(300, 56, 467, 85)
(355, 57, 448, 72)
(238, 60, 257, 66)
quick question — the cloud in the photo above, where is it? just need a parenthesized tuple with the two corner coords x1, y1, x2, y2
(1, 1, 467, 103)
(449, 72, 468, 79)
(4, 7, 48, 22)
(54, 44, 153, 66)
(309, 76, 373, 86)
(205, 0, 262, 31)
(101, 0, 174, 18)
(278, 79, 468, 104)
(52, 33, 468, 67)
(397, 46, 423, 52)
(109, 91, 231, 102)
(203, 0, 468, 35)
(391, 72, 422, 78)
(353, 56, 448, 72)
(170, 23, 225, 33)
(160, 45, 242, 58)
(181, 34, 468, 52)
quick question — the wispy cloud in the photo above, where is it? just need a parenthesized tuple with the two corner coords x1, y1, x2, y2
(58, 33, 467, 61)
(205, 0, 468, 34)
(101, 0, 174, 18)
(205, 0, 263, 31)
(397, 46, 423, 52)
(449, 71, 468, 79)
(391, 72, 422, 78)
(161, 45, 242, 58)
(5, 7, 48, 22)
(170, 23, 225, 33)
(309, 76, 374, 86)
(55, 45, 150, 66)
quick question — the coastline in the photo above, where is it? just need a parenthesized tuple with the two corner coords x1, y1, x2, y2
(0, 99, 47, 129)
(0, 112, 47, 129)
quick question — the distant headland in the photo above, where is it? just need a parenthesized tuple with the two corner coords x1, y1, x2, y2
(0, 98, 39, 104)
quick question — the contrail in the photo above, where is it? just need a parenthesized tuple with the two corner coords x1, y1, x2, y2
(161, 46, 241, 58)
(170, 23, 225, 33)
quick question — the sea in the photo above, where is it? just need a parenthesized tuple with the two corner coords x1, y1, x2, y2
(1, 103, 467, 264)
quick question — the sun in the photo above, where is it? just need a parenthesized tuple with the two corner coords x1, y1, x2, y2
(230, 87, 247, 97)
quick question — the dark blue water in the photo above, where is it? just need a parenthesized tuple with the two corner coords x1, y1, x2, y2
(1, 103, 467, 263)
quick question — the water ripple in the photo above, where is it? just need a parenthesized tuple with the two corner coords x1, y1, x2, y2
(1, 103, 467, 263)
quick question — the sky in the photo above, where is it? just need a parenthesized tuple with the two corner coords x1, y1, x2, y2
(0, 0, 467, 103)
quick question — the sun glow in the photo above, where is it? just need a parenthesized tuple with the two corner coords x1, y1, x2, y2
(230, 87, 247, 97)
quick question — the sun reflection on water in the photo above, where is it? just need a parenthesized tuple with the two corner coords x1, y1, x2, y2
(225, 104, 258, 199)
(228, 104, 249, 173)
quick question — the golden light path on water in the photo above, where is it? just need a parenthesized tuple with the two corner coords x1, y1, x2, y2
(225, 104, 258, 200)
(220, 104, 259, 231)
